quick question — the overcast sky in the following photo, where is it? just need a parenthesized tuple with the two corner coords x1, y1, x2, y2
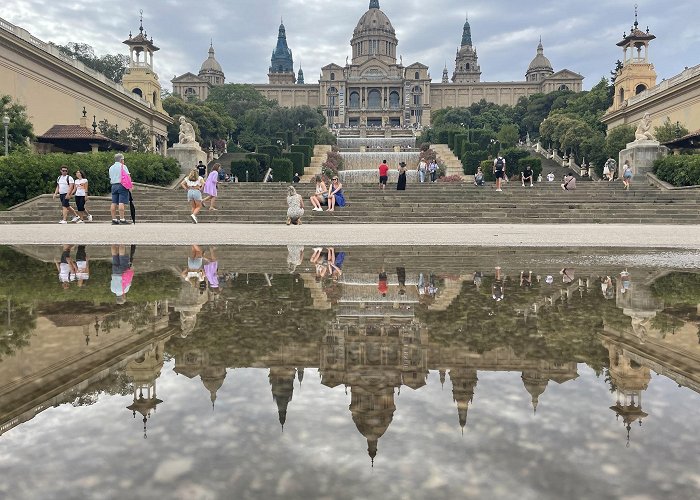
(3, 0, 698, 91)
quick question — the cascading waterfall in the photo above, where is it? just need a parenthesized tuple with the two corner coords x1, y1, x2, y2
(337, 137, 417, 149)
(338, 151, 421, 183)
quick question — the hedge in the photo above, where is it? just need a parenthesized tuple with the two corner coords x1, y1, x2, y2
(282, 152, 305, 175)
(246, 153, 270, 179)
(290, 144, 312, 167)
(461, 150, 488, 175)
(256, 145, 281, 160)
(471, 129, 497, 151)
(0, 152, 179, 209)
(453, 134, 470, 159)
(654, 155, 700, 186)
(436, 129, 450, 144)
(448, 131, 458, 150)
(271, 158, 294, 182)
(299, 136, 315, 149)
(231, 159, 260, 182)
(501, 148, 529, 178)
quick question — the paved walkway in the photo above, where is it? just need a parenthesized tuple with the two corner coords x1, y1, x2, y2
(1, 223, 700, 248)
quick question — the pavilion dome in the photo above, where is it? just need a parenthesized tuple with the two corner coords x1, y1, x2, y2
(353, 3, 395, 38)
(527, 41, 553, 72)
(200, 44, 223, 73)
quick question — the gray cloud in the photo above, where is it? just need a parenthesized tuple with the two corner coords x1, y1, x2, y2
(3, 0, 698, 90)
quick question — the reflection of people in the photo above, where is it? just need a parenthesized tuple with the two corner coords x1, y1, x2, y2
(520, 270, 532, 287)
(204, 247, 219, 293)
(75, 245, 90, 287)
(287, 245, 304, 273)
(111, 245, 133, 304)
(634, 112, 655, 141)
(560, 268, 575, 284)
(328, 247, 344, 280)
(396, 266, 406, 295)
(601, 276, 614, 299)
(620, 270, 631, 294)
(378, 270, 388, 297)
(473, 271, 483, 290)
(492, 267, 504, 301)
(55, 245, 76, 289)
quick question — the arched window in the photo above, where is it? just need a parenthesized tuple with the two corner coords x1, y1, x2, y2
(635, 84, 646, 95)
(327, 87, 338, 107)
(389, 91, 400, 109)
(619, 87, 625, 103)
(412, 86, 422, 107)
(367, 89, 381, 108)
(132, 87, 143, 97)
(152, 91, 158, 105)
(349, 91, 360, 108)
(330, 72, 335, 81)
(414, 71, 420, 80)
(466, 63, 470, 70)
(558, 84, 569, 91)
(184, 87, 196, 96)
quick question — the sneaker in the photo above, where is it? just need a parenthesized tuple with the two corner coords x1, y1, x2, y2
(496, 188, 502, 192)
(112, 219, 119, 225)
(119, 219, 131, 225)
(58, 220, 67, 224)
(190, 214, 198, 224)
(71, 216, 80, 222)
(87, 214, 93, 222)
(76, 219, 84, 224)
(313, 207, 322, 212)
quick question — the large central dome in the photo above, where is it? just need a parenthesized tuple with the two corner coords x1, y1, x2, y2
(350, 0, 398, 66)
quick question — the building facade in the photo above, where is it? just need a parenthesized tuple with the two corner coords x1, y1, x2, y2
(172, 43, 226, 101)
(250, 1, 583, 127)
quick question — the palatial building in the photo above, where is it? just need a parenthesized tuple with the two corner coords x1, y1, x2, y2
(243, 0, 584, 127)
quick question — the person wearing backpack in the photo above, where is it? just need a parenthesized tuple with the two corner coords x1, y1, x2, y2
(109, 153, 132, 225)
(52, 165, 78, 224)
(493, 155, 506, 191)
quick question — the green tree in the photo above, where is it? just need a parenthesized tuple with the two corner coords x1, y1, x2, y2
(55, 42, 129, 82)
(118, 119, 151, 152)
(162, 95, 234, 146)
(497, 124, 520, 148)
(206, 84, 275, 117)
(0, 95, 35, 153)
(654, 118, 689, 143)
(604, 124, 635, 159)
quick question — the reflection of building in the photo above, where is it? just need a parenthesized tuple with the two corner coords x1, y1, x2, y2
(269, 367, 296, 429)
(125, 340, 165, 438)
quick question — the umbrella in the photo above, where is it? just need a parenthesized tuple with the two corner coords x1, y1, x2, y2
(128, 191, 136, 224)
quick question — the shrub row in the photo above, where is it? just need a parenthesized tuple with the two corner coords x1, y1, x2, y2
(653, 154, 700, 186)
(478, 156, 542, 182)
(0, 152, 179, 208)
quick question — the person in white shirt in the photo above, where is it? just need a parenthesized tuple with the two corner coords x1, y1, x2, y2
(73, 170, 92, 222)
(546, 172, 555, 182)
(52, 165, 78, 224)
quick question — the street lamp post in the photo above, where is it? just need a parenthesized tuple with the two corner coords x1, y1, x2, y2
(2, 115, 10, 156)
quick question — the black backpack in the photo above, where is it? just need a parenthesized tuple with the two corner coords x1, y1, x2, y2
(495, 157, 504, 170)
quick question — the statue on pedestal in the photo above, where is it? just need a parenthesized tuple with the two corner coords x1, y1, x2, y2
(634, 113, 656, 142)
(178, 116, 197, 145)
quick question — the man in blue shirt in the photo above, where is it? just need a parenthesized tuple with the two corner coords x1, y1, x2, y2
(109, 153, 131, 225)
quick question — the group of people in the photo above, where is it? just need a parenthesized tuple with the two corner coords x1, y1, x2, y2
(52, 167, 93, 224)
(603, 157, 634, 189)
(180, 161, 221, 223)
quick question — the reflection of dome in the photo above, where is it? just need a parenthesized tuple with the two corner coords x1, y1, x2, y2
(354, 2, 395, 37)
(179, 311, 198, 337)
(522, 371, 548, 413)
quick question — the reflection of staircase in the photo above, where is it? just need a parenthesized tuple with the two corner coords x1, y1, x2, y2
(301, 145, 333, 183)
(428, 276, 467, 311)
(432, 144, 466, 180)
(299, 273, 332, 310)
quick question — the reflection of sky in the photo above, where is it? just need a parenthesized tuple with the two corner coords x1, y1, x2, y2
(0, 364, 698, 499)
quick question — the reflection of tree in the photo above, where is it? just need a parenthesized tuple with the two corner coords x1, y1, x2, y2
(66, 372, 133, 407)
(651, 272, 700, 305)
(0, 298, 36, 360)
(651, 312, 686, 337)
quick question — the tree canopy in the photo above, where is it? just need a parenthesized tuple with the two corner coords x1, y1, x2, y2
(0, 95, 35, 153)
(55, 42, 129, 83)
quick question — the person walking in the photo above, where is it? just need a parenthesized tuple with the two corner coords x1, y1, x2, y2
(396, 161, 407, 190)
(428, 160, 438, 182)
(197, 160, 207, 179)
(622, 160, 633, 190)
(378, 159, 389, 190)
(181, 169, 204, 223)
(493, 155, 506, 191)
(202, 163, 220, 211)
(73, 170, 92, 222)
(417, 159, 427, 183)
(52, 165, 78, 224)
(109, 153, 132, 225)
(286, 185, 305, 225)
(603, 157, 616, 182)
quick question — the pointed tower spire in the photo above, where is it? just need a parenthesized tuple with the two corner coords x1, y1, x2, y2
(369, 0, 380, 9)
(461, 14, 473, 47)
(442, 64, 449, 84)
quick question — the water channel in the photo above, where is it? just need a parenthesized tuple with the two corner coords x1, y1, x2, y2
(0, 245, 698, 499)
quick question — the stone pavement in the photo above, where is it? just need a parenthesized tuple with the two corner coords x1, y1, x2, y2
(2, 223, 700, 249)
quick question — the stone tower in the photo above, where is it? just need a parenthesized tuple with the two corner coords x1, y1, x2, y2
(268, 21, 296, 85)
(121, 13, 164, 112)
(525, 38, 554, 83)
(609, 7, 657, 112)
(297, 67, 305, 85)
(442, 63, 449, 83)
(452, 15, 481, 83)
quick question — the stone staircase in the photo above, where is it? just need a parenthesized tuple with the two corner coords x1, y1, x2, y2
(2, 179, 699, 225)
(300, 145, 333, 183)
(432, 144, 466, 179)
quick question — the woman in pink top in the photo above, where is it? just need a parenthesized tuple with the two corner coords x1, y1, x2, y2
(203, 163, 220, 210)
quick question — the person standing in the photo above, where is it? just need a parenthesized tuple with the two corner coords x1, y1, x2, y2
(73, 170, 92, 222)
(493, 155, 506, 192)
(622, 160, 633, 190)
(378, 159, 389, 190)
(181, 169, 204, 223)
(197, 160, 207, 179)
(202, 163, 220, 211)
(428, 160, 438, 182)
(417, 159, 427, 183)
(603, 157, 617, 182)
(109, 153, 131, 225)
(52, 165, 78, 224)
(396, 161, 407, 190)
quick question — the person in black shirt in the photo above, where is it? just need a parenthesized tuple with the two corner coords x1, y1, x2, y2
(521, 165, 533, 187)
(197, 161, 206, 178)
(292, 172, 301, 183)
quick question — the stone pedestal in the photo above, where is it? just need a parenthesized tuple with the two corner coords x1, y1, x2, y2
(619, 140, 669, 177)
(167, 143, 207, 174)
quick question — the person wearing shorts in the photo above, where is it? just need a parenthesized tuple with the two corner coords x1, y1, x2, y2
(73, 170, 92, 222)
(378, 160, 389, 190)
(181, 169, 203, 223)
(493, 156, 506, 192)
(109, 153, 131, 225)
(52, 166, 78, 224)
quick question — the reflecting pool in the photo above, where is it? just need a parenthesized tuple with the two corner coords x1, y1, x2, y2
(0, 245, 699, 499)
